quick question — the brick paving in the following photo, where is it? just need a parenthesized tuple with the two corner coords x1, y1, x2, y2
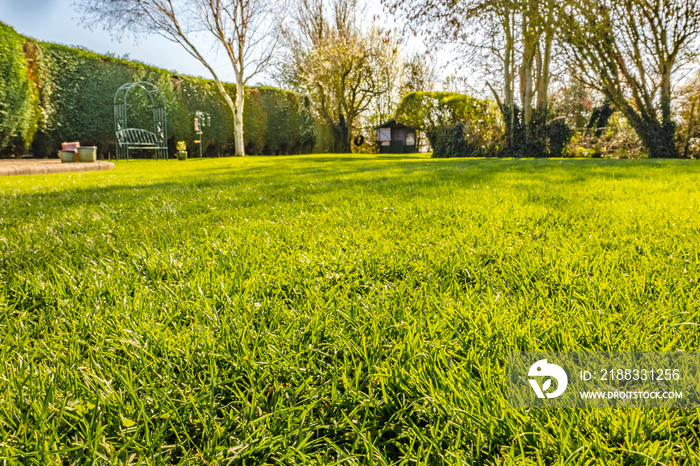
(0, 159, 115, 177)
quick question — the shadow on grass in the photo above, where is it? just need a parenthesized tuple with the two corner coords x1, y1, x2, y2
(3, 156, 698, 225)
(0, 156, 497, 224)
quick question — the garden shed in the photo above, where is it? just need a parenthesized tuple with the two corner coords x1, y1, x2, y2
(376, 120, 417, 154)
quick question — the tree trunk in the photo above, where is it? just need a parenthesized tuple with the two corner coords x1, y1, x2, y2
(685, 99, 696, 158)
(345, 124, 353, 153)
(536, 30, 553, 114)
(521, 4, 538, 146)
(602, 86, 678, 159)
(521, 54, 534, 143)
(660, 65, 673, 126)
(638, 122, 677, 158)
(624, 112, 678, 158)
(631, 58, 677, 158)
(502, 12, 515, 152)
(333, 112, 350, 153)
(234, 77, 246, 156)
(335, 123, 350, 153)
(345, 114, 356, 153)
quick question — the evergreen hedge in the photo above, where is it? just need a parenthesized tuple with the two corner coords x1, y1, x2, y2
(0, 23, 40, 157)
(0, 22, 315, 158)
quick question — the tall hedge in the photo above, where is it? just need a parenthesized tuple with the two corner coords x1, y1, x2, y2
(0, 23, 40, 157)
(0, 22, 315, 158)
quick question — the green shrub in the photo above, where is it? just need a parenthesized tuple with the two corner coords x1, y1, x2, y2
(545, 118, 573, 157)
(425, 126, 450, 158)
(446, 123, 470, 157)
(565, 112, 647, 159)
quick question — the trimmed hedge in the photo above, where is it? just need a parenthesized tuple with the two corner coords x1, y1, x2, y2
(0, 22, 315, 158)
(0, 23, 40, 157)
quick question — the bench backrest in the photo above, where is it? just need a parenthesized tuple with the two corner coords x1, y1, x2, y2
(116, 128, 160, 146)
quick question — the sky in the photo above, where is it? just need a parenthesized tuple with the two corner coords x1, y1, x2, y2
(0, 0, 407, 87)
(0, 0, 256, 83)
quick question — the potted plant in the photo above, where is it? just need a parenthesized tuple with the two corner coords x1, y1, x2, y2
(176, 141, 187, 160)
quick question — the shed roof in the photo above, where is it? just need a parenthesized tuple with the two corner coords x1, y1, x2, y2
(375, 119, 415, 130)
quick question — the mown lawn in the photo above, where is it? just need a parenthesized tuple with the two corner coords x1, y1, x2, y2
(1, 154, 699, 464)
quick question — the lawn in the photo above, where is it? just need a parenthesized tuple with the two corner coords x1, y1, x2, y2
(1, 154, 699, 464)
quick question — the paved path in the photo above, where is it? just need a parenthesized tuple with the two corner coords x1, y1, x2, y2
(0, 159, 115, 177)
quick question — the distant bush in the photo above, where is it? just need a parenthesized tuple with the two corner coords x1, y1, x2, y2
(568, 112, 646, 159)
(0, 22, 315, 158)
(545, 118, 573, 158)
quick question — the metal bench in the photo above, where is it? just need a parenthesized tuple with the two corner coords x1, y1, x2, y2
(116, 128, 168, 160)
(114, 82, 169, 160)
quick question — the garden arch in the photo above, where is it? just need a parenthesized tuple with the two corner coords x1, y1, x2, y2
(114, 82, 168, 160)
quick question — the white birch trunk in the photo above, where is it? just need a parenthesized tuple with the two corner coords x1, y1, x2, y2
(234, 75, 246, 156)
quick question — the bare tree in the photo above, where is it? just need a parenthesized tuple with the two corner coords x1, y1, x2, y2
(77, 0, 286, 156)
(365, 29, 404, 128)
(277, 0, 396, 152)
(400, 52, 438, 96)
(558, 0, 700, 158)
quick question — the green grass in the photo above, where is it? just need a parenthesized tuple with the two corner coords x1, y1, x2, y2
(1, 154, 700, 464)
